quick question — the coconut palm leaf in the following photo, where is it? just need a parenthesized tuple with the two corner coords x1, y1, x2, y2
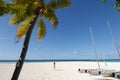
(17, 15, 35, 39)
(42, 5, 58, 27)
(47, 0, 71, 9)
(13, 0, 44, 8)
(9, 3, 35, 24)
(112, 0, 120, 11)
(0, 0, 12, 16)
(103, 0, 120, 11)
(13, 0, 34, 5)
(37, 19, 46, 40)
(9, 4, 27, 24)
(102, 0, 108, 3)
(9, 14, 27, 25)
(9, 0, 45, 25)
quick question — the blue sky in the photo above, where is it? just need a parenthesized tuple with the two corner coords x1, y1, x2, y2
(0, 0, 120, 60)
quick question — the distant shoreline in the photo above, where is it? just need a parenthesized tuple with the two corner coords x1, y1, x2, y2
(0, 59, 120, 63)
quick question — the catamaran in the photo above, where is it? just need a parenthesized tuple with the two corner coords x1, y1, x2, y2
(79, 27, 105, 75)
(101, 21, 120, 78)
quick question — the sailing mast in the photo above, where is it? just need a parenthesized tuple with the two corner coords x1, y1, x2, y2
(98, 51, 108, 67)
(89, 27, 101, 71)
(107, 21, 120, 58)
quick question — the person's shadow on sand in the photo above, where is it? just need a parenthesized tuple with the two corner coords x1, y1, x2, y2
(55, 69, 64, 71)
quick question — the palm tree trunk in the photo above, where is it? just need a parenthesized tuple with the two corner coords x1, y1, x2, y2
(11, 7, 43, 80)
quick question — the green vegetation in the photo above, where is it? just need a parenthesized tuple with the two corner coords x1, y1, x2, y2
(103, 0, 120, 11)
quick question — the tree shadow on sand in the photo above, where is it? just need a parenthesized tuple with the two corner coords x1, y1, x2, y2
(95, 79, 114, 80)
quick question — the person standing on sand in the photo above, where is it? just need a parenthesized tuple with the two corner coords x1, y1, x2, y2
(53, 62, 56, 70)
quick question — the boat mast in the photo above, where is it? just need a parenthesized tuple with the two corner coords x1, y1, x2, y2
(107, 21, 120, 58)
(89, 27, 101, 71)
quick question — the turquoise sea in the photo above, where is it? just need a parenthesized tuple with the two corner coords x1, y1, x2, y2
(0, 59, 120, 63)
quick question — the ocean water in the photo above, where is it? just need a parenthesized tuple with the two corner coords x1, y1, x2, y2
(0, 59, 120, 63)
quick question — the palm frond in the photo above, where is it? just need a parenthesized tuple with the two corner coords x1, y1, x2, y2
(102, 0, 108, 3)
(112, 0, 120, 11)
(17, 15, 35, 39)
(47, 0, 71, 9)
(13, 0, 44, 9)
(9, 4, 34, 24)
(0, 0, 12, 16)
(103, 0, 120, 11)
(13, 0, 34, 5)
(37, 19, 46, 41)
(43, 5, 58, 27)
(9, 14, 26, 25)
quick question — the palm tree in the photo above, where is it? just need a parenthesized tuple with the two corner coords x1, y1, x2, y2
(0, 0, 71, 80)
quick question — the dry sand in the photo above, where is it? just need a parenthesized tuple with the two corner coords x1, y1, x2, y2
(0, 62, 120, 80)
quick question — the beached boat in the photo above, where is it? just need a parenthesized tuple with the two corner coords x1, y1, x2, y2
(101, 71, 120, 78)
(78, 27, 103, 75)
(87, 69, 104, 75)
(89, 27, 102, 75)
(78, 68, 90, 73)
(101, 70, 116, 77)
(113, 72, 120, 78)
(78, 68, 103, 75)
(100, 22, 120, 78)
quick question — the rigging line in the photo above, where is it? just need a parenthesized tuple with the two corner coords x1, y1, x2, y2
(98, 50, 108, 67)
(89, 27, 101, 71)
(107, 21, 120, 58)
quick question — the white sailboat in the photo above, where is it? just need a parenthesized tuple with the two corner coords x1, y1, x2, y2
(101, 21, 120, 78)
(89, 27, 103, 75)
(78, 27, 104, 75)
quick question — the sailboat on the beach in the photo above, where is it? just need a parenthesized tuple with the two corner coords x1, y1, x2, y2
(101, 21, 120, 78)
(78, 27, 103, 75)
(88, 27, 104, 75)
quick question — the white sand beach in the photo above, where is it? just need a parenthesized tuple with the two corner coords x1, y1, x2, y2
(0, 62, 120, 80)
